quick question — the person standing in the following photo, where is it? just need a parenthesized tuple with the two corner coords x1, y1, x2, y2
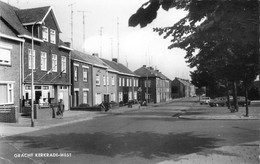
(58, 99, 65, 118)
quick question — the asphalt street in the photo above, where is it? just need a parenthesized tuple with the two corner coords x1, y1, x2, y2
(0, 99, 259, 164)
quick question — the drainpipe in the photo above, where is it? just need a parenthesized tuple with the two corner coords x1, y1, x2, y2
(20, 41, 25, 113)
(91, 66, 94, 106)
(68, 51, 71, 110)
(106, 70, 109, 94)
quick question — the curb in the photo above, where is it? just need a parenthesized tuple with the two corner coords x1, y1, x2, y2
(0, 114, 107, 138)
(178, 115, 260, 120)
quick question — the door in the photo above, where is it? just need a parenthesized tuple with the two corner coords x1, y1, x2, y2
(74, 91, 79, 107)
(58, 86, 69, 110)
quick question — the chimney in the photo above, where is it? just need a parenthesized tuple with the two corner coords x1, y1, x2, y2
(112, 58, 118, 63)
(64, 42, 71, 48)
(149, 67, 154, 70)
(92, 53, 99, 57)
(143, 65, 146, 68)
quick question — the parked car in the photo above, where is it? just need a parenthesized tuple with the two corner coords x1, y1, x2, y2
(230, 96, 251, 106)
(200, 97, 211, 105)
(209, 97, 227, 107)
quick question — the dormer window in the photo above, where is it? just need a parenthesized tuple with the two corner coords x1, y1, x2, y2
(50, 29, 56, 44)
(42, 26, 49, 42)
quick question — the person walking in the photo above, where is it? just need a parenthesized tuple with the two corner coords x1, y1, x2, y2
(57, 99, 65, 118)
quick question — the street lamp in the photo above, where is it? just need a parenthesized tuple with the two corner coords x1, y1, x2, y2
(31, 21, 39, 127)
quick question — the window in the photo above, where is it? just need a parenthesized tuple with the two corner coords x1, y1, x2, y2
(0, 47, 11, 65)
(111, 77, 115, 86)
(122, 78, 125, 86)
(61, 56, 66, 73)
(0, 82, 14, 105)
(42, 26, 49, 42)
(126, 79, 129, 87)
(145, 80, 151, 87)
(96, 74, 100, 86)
(28, 49, 35, 69)
(83, 91, 88, 104)
(134, 91, 137, 100)
(74, 66, 78, 81)
(136, 79, 139, 87)
(41, 52, 47, 71)
(83, 68, 88, 82)
(119, 77, 121, 86)
(103, 75, 106, 86)
(107, 76, 109, 86)
(130, 79, 132, 87)
(119, 92, 123, 102)
(50, 29, 56, 44)
(128, 91, 132, 100)
(52, 54, 57, 72)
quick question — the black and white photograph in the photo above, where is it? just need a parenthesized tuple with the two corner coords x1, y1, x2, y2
(0, 0, 259, 163)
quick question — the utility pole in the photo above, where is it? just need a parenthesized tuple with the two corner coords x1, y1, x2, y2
(78, 10, 90, 52)
(110, 38, 113, 59)
(100, 27, 104, 57)
(117, 17, 120, 62)
(68, 2, 76, 48)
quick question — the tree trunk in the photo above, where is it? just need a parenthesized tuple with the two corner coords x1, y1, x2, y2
(225, 82, 230, 109)
(245, 83, 249, 117)
(232, 81, 239, 112)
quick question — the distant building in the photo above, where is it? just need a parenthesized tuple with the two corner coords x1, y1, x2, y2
(101, 58, 139, 104)
(171, 77, 196, 98)
(134, 65, 171, 104)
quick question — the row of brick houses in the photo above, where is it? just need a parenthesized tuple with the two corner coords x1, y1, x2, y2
(0, 2, 174, 114)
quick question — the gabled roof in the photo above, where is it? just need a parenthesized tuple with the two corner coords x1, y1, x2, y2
(101, 58, 137, 77)
(16, 6, 61, 32)
(134, 67, 157, 78)
(71, 50, 112, 69)
(174, 78, 192, 86)
(134, 66, 171, 81)
(0, 1, 69, 46)
(0, 1, 31, 36)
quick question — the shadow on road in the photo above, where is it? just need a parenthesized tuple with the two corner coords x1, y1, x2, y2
(4, 131, 222, 159)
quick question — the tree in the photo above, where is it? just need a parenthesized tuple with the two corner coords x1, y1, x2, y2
(129, 0, 259, 115)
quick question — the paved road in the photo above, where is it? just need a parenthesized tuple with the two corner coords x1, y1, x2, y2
(0, 99, 259, 164)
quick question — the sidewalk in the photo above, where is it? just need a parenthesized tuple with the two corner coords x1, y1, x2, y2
(0, 104, 141, 137)
(178, 104, 260, 120)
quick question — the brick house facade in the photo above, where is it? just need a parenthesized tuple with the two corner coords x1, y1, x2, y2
(101, 58, 139, 104)
(71, 50, 93, 107)
(0, 34, 24, 108)
(71, 51, 118, 106)
(18, 6, 72, 110)
(134, 65, 171, 104)
(0, 2, 72, 111)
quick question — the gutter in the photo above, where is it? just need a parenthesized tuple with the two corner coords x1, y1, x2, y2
(0, 33, 25, 42)
(18, 34, 43, 42)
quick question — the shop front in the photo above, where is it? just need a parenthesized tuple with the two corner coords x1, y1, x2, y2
(23, 84, 69, 111)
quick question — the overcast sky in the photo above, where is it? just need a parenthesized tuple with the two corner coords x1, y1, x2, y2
(5, 0, 192, 80)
